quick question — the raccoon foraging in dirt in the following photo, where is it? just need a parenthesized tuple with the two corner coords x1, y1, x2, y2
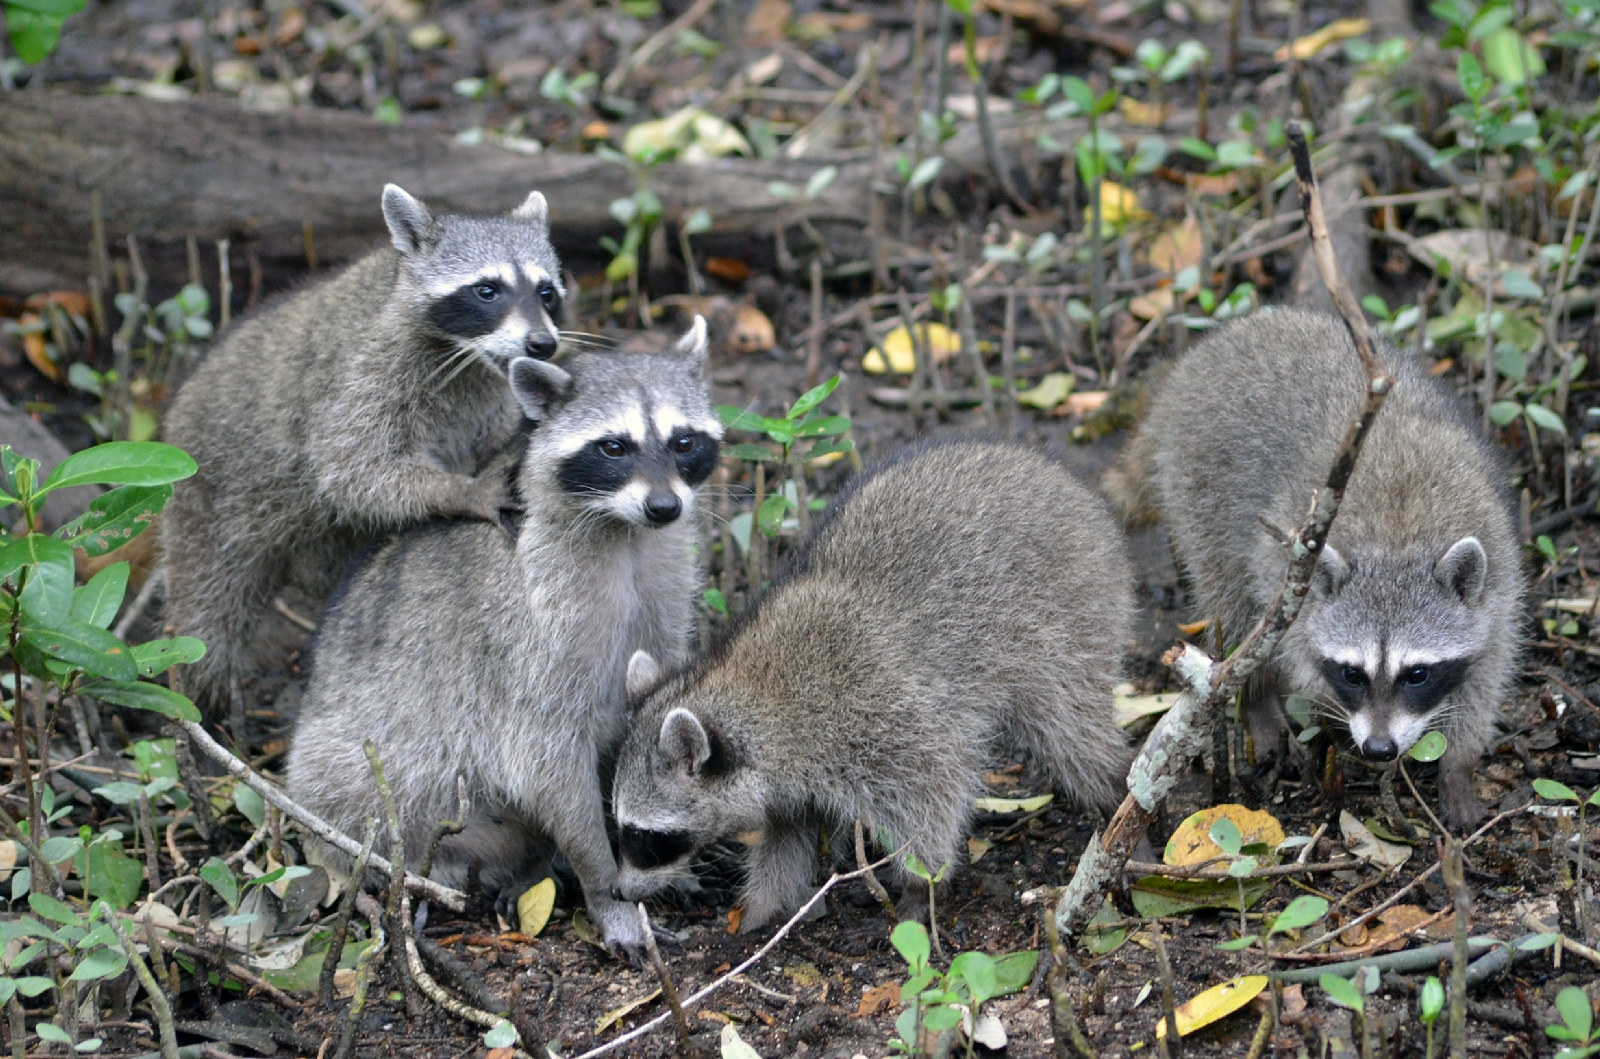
(163, 184, 565, 728)
(1106, 308, 1522, 828)
(610, 440, 1134, 931)
(286, 322, 720, 956)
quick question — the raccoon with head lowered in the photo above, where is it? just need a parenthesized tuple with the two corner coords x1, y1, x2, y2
(610, 440, 1134, 931)
(285, 322, 720, 956)
(163, 185, 565, 727)
(1106, 308, 1522, 828)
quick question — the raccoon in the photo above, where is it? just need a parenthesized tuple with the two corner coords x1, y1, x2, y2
(610, 440, 1134, 931)
(1107, 308, 1522, 828)
(163, 184, 565, 729)
(285, 321, 720, 956)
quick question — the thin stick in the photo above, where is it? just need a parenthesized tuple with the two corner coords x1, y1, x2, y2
(217, 239, 232, 328)
(320, 817, 378, 1008)
(175, 719, 465, 909)
(956, 286, 995, 423)
(1441, 838, 1470, 1059)
(332, 908, 385, 1059)
(417, 776, 468, 880)
(1001, 291, 1018, 436)
(1125, 860, 1363, 881)
(602, 0, 717, 94)
(1152, 928, 1181, 1057)
(105, 907, 180, 1059)
(363, 742, 416, 1015)
(638, 904, 691, 1055)
(806, 259, 824, 388)
(1044, 916, 1097, 1059)
(570, 848, 906, 1059)
(854, 819, 897, 917)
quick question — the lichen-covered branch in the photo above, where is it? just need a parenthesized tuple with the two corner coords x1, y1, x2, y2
(1055, 119, 1394, 937)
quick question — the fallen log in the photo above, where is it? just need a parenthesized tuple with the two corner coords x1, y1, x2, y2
(0, 91, 874, 295)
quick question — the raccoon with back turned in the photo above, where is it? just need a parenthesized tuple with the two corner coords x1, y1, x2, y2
(1105, 308, 1522, 828)
(286, 322, 721, 957)
(163, 185, 565, 728)
(610, 439, 1134, 931)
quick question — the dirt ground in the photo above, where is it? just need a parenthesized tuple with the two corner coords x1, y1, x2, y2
(4, 0, 1600, 1055)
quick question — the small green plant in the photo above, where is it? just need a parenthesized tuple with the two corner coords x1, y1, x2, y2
(1535, 778, 1600, 899)
(540, 67, 598, 110)
(0, 893, 129, 1051)
(902, 854, 951, 961)
(1112, 38, 1209, 124)
(885, 919, 1038, 1056)
(1321, 965, 1379, 1059)
(1218, 892, 1329, 953)
(6, 0, 85, 63)
(1546, 985, 1600, 1058)
(1420, 976, 1445, 1059)
(718, 374, 853, 541)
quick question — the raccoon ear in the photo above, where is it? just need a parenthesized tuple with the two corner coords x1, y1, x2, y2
(1435, 536, 1488, 605)
(509, 357, 574, 424)
(673, 315, 709, 364)
(511, 190, 548, 226)
(381, 184, 435, 256)
(1312, 543, 1352, 599)
(659, 707, 711, 774)
(626, 650, 661, 702)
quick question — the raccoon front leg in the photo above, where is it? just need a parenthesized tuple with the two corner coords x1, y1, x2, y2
(526, 760, 647, 958)
(738, 824, 824, 933)
(1437, 737, 1485, 830)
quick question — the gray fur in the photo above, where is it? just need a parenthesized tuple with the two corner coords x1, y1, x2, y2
(286, 325, 720, 957)
(162, 184, 565, 722)
(611, 440, 1135, 932)
(1116, 308, 1522, 827)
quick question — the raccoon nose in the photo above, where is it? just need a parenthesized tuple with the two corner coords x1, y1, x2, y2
(644, 493, 682, 524)
(1360, 735, 1399, 761)
(525, 333, 558, 360)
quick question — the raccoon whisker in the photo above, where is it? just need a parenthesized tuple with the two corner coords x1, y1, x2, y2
(558, 330, 619, 347)
(436, 346, 491, 390)
(424, 343, 481, 386)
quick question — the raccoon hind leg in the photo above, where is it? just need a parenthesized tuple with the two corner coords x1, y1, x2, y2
(1017, 691, 1134, 814)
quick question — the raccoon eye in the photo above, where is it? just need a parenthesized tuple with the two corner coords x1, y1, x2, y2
(538, 283, 559, 309)
(473, 283, 500, 301)
(670, 435, 695, 454)
(1340, 665, 1368, 687)
(1401, 666, 1431, 686)
(598, 439, 627, 458)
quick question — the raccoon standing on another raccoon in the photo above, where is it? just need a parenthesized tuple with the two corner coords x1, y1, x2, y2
(286, 323, 721, 956)
(610, 440, 1134, 931)
(164, 185, 565, 726)
(1107, 308, 1522, 828)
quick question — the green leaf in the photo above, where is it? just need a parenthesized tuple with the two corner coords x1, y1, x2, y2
(130, 637, 207, 679)
(57, 484, 171, 558)
(1361, 295, 1391, 319)
(908, 156, 944, 190)
(1061, 76, 1094, 114)
(35, 1023, 73, 1045)
(801, 438, 854, 462)
(719, 444, 776, 463)
(1457, 52, 1487, 101)
(77, 680, 201, 723)
(891, 921, 930, 972)
(1131, 875, 1272, 916)
(990, 949, 1045, 989)
(787, 375, 841, 420)
(1228, 856, 1259, 877)
(922, 1005, 962, 1032)
(29, 892, 86, 928)
(71, 563, 129, 631)
(38, 835, 84, 865)
(1482, 27, 1546, 83)
(12, 975, 53, 998)
(7, 7, 68, 63)
(1270, 895, 1330, 935)
(702, 588, 728, 616)
(756, 493, 791, 538)
(0, 532, 73, 585)
(949, 951, 998, 1006)
(233, 783, 265, 828)
(716, 405, 772, 433)
(1555, 986, 1594, 1042)
(1501, 270, 1544, 299)
(91, 781, 146, 806)
(79, 845, 144, 910)
(1488, 401, 1525, 427)
(1179, 137, 1218, 161)
(1218, 935, 1259, 950)
(1408, 731, 1448, 762)
(246, 865, 312, 889)
(68, 948, 128, 983)
(1517, 933, 1561, 951)
(200, 857, 240, 911)
(1535, 778, 1580, 803)
(1208, 818, 1243, 858)
(1420, 976, 1444, 1022)
(792, 415, 850, 438)
(484, 1021, 519, 1049)
(19, 615, 138, 681)
(1320, 972, 1366, 1013)
(805, 165, 838, 200)
(39, 442, 196, 496)
(1526, 403, 1568, 435)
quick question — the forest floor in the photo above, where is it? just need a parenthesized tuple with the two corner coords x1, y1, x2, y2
(3, 0, 1600, 1055)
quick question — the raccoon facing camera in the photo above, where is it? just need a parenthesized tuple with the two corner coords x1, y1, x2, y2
(163, 184, 566, 734)
(286, 320, 720, 958)
(609, 440, 1136, 931)
(1106, 307, 1523, 829)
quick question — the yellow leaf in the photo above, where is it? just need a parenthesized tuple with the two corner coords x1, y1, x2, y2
(1113, 692, 1180, 728)
(1164, 805, 1285, 866)
(594, 989, 662, 1035)
(1016, 372, 1076, 410)
(864, 323, 961, 374)
(1085, 182, 1151, 230)
(1060, 391, 1109, 417)
(1119, 97, 1169, 127)
(968, 837, 992, 863)
(1146, 215, 1203, 274)
(1275, 18, 1370, 61)
(516, 877, 557, 937)
(1156, 976, 1269, 1038)
(975, 793, 1053, 813)
(1130, 288, 1176, 321)
(729, 304, 776, 354)
(623, 106, 750, 163)
(0, 839, 15, 882)
(1177, 619, 1209, 636)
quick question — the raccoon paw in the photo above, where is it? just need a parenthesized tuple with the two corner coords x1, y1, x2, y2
(589, 898, 649, 959)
